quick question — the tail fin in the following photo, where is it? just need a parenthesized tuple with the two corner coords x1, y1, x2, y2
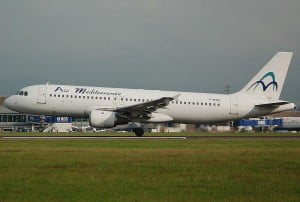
(238, 52, 293, 100)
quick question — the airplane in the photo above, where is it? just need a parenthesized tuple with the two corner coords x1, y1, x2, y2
(4, 52, 296, 136)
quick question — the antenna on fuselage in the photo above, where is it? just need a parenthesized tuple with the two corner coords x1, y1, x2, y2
(224, 84, 231, 94)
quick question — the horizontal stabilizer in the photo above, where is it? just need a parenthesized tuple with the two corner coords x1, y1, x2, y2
(255, 100, 289, 107)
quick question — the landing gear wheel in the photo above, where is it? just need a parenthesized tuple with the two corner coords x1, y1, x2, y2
(38, 127, 44, 132)
(133, 128, 144, 137)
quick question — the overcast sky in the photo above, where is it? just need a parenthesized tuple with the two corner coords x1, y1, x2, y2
(0, 0, 299, 106)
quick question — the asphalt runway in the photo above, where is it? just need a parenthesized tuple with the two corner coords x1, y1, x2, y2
(1, 136, 300, 140)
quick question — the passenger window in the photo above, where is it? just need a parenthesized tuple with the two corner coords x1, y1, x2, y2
(7, 115, 12, 122)
(58, 95, 60, 97)
(50, 94, 52, 97)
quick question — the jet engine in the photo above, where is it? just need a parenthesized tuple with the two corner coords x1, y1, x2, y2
(89, 110, 117, 128)
(89, 110, 129, 128)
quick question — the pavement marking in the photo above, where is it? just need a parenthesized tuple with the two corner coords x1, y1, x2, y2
(186, 136, 300, 140)
(0, 136, 187, 140)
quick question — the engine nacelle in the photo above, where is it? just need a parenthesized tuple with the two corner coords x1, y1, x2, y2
(89, 110, 116, 128)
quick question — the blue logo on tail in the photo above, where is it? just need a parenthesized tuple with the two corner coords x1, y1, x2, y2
(247, 72, 278, 92)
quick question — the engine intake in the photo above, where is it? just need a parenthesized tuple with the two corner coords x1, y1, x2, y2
(89, 110, 116, 128)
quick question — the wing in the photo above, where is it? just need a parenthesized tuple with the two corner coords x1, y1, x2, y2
(115, 96, 176, 120)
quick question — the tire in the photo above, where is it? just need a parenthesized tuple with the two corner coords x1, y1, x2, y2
(38, 127, 44, 132)
(133, 128, 144, 137)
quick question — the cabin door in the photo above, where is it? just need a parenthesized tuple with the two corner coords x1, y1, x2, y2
(37, 86, 47, 104)
(230, 98, 238, 115)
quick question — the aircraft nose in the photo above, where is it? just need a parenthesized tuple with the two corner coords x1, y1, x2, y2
(4, 96, 15, 110)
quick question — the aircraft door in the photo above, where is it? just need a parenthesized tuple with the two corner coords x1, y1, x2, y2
(112, 96, 125, 106)
(119, 96, 125, 106)
(112, 96, 118, 105)
(230, 98, 238, 115)
(37, 86, 47, 104)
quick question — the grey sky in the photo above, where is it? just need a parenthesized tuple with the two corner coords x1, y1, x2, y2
(0, 0, 299, 106)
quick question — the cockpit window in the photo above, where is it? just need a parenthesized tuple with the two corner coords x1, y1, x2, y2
(16, 91, 28, 96)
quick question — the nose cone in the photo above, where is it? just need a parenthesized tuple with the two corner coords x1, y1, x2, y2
(4, 96, 14, 110)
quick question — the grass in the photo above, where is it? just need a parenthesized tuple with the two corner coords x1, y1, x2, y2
(0, 139, 300, 201)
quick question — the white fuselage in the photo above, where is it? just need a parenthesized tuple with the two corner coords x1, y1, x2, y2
(4, 84, 295, 124)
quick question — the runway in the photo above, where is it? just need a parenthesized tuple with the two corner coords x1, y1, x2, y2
(0, 136, 186, 140)
(1, 136, 300, 140)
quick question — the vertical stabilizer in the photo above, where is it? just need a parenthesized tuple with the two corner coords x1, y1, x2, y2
(239, 52, 293, 100)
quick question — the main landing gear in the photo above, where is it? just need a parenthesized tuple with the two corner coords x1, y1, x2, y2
(133, 128, 144, 137)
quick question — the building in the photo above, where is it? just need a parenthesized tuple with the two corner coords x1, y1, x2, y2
(234, 111, 300, 132)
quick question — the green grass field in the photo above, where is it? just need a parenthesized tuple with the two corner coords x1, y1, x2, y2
(0, 138, 300, 201)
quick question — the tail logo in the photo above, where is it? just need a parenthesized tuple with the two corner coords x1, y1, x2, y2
(247, 72, 278, 92)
